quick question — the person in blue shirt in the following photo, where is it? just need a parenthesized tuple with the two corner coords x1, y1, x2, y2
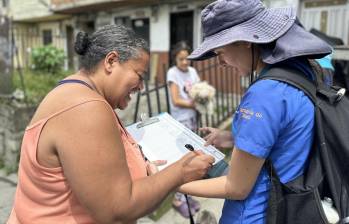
(178, 0, 332, 223)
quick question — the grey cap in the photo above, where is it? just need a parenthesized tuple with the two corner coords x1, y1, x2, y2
(189, 0, 332, 63)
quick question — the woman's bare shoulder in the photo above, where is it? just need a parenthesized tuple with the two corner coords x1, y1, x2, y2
(29, 78, 105, 126)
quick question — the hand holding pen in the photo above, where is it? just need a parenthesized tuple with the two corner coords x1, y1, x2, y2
(179, 144, 215, 183)
(185, 144, 201, 155)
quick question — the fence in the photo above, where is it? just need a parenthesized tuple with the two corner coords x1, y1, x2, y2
(133, 57, 250, 130)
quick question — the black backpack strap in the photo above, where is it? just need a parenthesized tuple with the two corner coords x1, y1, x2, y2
(256, 67, 317, 182)
(260, 67, 318, 224)
(256, 67, 317, 104)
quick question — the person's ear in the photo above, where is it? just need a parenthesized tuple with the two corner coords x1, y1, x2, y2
(104, 51, 119, 74)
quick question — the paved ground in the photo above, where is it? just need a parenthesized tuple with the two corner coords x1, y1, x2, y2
(154, 197, 224, 224)
(0, 170, 224, 223)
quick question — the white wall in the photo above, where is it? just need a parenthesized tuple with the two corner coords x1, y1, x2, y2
(264, 0, 348, 44)
(264, 0, 300, 16)
(10, 0, 52, 21)
(265, 0, 299, 7)
(150, 5, 170, 52)
(127, 1, 209, 52)
(111, 7, 151, 22)
(97, 1, 210, 52)
(109, 5, 169, 52)
(96, 11, 112, 28)
(300, 3, 348, 45)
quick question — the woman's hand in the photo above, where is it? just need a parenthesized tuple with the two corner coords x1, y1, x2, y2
(146, 160, 167, 176)
(178, 151, 215, 184)
(200, 127, 234, 149)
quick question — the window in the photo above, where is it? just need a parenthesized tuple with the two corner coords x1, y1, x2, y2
(132, 18, 150, 44)
(42, 29, 52, 45)
(114, 17, 131, 28)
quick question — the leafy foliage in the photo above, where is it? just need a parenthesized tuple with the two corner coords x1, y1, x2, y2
(12, 69, 70, 104)
(31, 45, 66, 74)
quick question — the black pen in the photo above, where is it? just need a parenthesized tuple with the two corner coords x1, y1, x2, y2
(138, 144, 148, 161)
(185, 144, 200, 155)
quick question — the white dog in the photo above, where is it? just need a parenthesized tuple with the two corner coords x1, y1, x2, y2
(189, 81, 216, 115)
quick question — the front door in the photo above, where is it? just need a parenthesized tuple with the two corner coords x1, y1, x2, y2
(170, 11, 193, 63)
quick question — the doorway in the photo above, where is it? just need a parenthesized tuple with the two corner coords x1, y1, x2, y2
(170, 11, 193, 64)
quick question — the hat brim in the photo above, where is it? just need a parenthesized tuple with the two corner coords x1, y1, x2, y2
(188, 7, 296, 61)
(260, 23, 332, 64)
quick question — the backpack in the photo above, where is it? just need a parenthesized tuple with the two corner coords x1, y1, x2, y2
(255, 61, 349, 224)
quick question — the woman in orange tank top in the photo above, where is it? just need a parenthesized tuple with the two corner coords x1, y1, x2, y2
(7, 24, 214, 224)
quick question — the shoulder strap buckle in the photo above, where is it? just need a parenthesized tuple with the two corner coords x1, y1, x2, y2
(336, 88, 346, 102)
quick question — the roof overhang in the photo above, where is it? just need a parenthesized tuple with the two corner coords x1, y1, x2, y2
(51, 0, 161, 14)
(13, 14, 72, 23)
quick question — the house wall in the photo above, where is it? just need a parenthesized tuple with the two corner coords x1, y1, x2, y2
(89, 1, 211, 82)
(9, 0, 212, 71)
(150, 5, 170, 52)
(10, 0, 52, 21)
(8, 0, 74, 69)
(265, 0, 348, 45)
(264, 0, 300, 11)
(300, 1, 349, 44)
(13, 19, 73, 69)
(51, 0, 111, 9)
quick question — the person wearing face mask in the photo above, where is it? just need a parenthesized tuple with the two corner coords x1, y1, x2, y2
(7, 25, 215, 224)
(166, 41, 201, 218)
(177, 0, 332, 224)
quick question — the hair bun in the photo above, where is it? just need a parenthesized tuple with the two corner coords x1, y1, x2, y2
(74, 31, 89, 55)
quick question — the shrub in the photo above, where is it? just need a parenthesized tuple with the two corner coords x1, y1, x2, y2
(12, 69, 70, 104)
(31, 45, 66, 74)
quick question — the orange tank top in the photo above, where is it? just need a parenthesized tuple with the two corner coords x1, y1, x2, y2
(7, 99, 147, 224)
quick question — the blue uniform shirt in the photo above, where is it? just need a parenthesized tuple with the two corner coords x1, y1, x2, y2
(219, 60, 315, 224)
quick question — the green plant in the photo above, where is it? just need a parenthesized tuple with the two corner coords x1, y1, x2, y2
(12, 69, 71, 104)
(31, 45, 66, 74)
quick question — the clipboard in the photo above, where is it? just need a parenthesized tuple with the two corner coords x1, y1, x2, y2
(126, 113, 228, 178)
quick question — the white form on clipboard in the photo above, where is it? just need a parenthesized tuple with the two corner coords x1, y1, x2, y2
(126, 112, 226, 171)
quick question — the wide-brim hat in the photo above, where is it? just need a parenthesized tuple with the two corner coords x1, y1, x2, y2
(189, 0, 332, 63)
(260, 21, 332, 64)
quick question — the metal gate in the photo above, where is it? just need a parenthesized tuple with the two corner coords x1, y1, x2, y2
(133, 58, 248, 130)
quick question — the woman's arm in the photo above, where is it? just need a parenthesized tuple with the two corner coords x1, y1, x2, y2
(179, 147, 265, 200)
(52, 101, 214, 223)
(168, 82, 195, 108)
